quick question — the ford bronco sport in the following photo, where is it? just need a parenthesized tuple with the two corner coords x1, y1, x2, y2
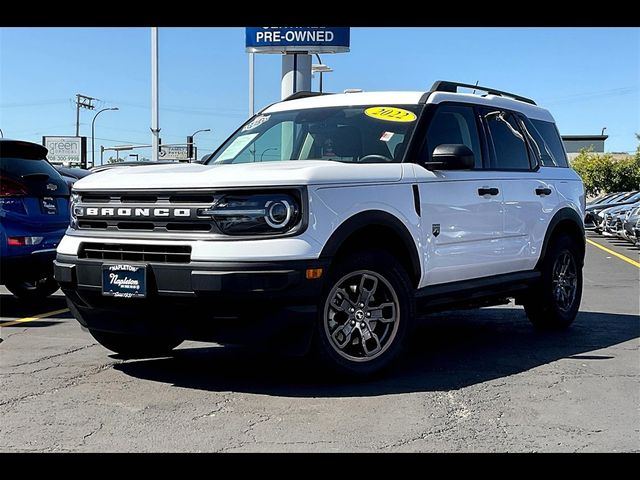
(55, 81, 586, 376)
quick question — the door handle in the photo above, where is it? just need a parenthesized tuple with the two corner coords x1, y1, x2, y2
(478, 187, 499, 196)
(535, 187, 552, 196)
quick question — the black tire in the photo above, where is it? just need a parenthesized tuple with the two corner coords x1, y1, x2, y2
(5, 277, 59, 301)
(314, 249, 415, 377)
(88, 329, 182, 358)
(524, 234, 583, 329)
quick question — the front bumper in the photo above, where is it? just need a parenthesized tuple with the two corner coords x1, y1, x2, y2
(55, 254, 329, 352)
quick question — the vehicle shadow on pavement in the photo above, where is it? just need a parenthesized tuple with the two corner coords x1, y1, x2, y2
(0, 293, 70, 324)
(114, 308, 639, 397)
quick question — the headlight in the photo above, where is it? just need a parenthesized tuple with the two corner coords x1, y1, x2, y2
(70, 192, 80, 229)
(201, 191, 303, 236)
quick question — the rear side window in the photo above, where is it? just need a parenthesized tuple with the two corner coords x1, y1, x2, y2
(482, 110, 531, 170)
(0, 157, 62, 178)
(0, 155, 69, 197)
(424, 105, 483, 168)
(529, 119, 568, 167)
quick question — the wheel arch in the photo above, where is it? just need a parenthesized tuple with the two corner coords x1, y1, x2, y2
(320, 210, 422, 288)
(536, 207, 586, 269)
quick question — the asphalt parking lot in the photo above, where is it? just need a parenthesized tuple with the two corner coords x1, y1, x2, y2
(1, 233, 638, 452)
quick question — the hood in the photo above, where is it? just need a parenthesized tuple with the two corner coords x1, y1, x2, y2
(72, 160, 405, 191)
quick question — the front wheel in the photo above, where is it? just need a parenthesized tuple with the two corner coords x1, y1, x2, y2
(315, 250, 414, 377)
(5, 277, 59, 301)
(88, 329, 182, 358)
(524, 234, 583, 329)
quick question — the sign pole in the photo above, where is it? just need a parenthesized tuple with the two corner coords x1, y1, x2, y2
(281, 53, 311, 99)
(245, 27, 350, 102)
(249, 52, 255, 116)
(151, 27, 160, 162)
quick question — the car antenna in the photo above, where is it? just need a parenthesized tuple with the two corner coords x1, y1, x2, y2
(472, 80, 479, 95)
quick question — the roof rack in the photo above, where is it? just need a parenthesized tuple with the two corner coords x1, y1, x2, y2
(282, 91, 331, 102)
(429, 80, 536, 105)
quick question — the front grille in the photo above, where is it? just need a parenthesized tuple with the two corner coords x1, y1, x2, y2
(76, 191, 218, 234)
(168, 194, 215, 203)
(80, 243, 191, 263)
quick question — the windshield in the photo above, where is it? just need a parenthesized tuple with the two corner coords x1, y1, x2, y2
(206, 105, 422, 165)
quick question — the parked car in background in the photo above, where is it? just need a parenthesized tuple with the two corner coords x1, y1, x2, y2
(1, 139, 70, 300)
(89, 160, 176, 173)
(587, 192, 624, 207)
(54, 165, 92, 188)
(633, 219, 640, 247)
(620, 205, 640, 241)
(586, 191, 640, 231)
(585, 188, 640, 248)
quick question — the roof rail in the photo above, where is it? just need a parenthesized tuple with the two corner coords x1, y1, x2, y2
(282, 91, 331, 102)
(430, 80, 537, 105)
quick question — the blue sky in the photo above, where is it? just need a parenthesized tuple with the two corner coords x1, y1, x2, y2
(1, 27, 638, 162)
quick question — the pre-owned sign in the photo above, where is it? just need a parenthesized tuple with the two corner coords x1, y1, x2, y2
(43, 136, 87, 167)
(246, 27, 350, 54)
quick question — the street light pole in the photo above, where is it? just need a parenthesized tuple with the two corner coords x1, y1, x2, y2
(91, 107, 119, 169)
(188, 128, 211, 162)
(312, 55, 333, 94)
(315, 54, 323, 92)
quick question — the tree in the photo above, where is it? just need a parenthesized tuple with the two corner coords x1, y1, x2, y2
(571, 133, 640, 196)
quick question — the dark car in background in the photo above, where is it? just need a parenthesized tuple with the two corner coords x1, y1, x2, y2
(54, 165, 92, 188)
(0, 139, 70, 299)
(89, 160, 176, 173)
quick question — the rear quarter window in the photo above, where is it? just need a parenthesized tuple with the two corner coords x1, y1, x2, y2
(529, 119, 569, 167)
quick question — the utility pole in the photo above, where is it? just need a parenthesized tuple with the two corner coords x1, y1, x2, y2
(75, 94, 96, 137)
(151, 27, 160, 161)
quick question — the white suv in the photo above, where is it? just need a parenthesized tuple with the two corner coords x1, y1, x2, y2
(55, 81, 586, 376)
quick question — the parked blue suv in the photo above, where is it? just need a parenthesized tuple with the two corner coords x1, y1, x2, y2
(1, 139, 70, 299)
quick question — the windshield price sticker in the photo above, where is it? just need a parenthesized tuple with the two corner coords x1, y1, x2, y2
(365, 107, 417, 123)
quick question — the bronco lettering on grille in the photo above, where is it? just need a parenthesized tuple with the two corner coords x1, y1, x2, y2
(80, 207, 192, 218)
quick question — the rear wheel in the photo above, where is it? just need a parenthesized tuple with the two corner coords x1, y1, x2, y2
(524, 234, 583, 329)
(5, 277, 59, 301)
(88, 329, 182, 358)
(315, 249, 414, 377)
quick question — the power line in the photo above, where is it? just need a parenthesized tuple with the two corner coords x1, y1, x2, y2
(0, 100, 69, 108)
(100, 98, 246, 117)
(541, 86, 638, 105)
(97, 125, 186, 140)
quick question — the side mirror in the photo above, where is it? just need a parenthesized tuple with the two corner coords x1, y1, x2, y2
(424, 144, 475, 170)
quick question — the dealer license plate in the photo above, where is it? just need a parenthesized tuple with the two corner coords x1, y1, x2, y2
(102, 264, 146, 298)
